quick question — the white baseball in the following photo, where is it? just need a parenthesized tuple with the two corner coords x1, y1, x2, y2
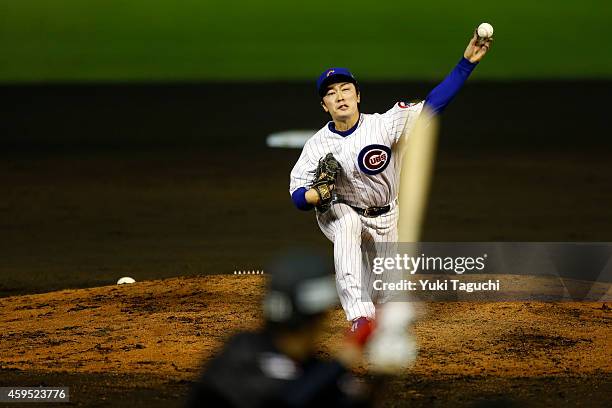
(477, 22, 494, 38)
(117, 277, 136, 285)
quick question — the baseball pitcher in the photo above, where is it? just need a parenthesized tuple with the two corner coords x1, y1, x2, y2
(289, 29, 493, 331)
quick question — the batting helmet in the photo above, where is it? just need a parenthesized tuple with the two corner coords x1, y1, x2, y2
(263, 249, 338, 330)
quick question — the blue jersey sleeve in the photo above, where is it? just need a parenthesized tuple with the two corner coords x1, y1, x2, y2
(291, 187, 314, 211)
(424, 57, 477, 114)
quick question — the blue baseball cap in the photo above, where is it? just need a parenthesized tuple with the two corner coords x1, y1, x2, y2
(316, 67, 358, 97)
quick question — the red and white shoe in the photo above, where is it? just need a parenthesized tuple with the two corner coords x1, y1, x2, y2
(348, 317, 374, 346)
(350, 317, 370, 332)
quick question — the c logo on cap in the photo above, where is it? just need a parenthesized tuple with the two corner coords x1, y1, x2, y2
(357, 144, 392, 175)
(326, 70, 335, 77)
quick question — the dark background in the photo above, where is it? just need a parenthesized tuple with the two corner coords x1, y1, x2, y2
(1, 81, 608, 150)
(1, 81, 610, 297)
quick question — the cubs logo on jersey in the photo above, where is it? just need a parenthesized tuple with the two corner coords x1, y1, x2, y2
(357, 144, 391, 175)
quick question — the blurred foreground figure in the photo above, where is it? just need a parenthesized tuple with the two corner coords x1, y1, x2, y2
(186, 250, 374, 407)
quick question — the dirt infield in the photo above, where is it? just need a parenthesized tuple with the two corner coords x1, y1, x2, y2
(1, 275, 610, 407)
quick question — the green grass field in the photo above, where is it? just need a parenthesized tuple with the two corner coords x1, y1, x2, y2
(1, 0, 611, 82)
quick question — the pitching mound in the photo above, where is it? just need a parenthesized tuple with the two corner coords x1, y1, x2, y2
(0, 275, 610, 407)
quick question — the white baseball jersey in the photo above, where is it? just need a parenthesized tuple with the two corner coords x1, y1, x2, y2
(289, 101, 425, 321)
(290, 101, 424, 207)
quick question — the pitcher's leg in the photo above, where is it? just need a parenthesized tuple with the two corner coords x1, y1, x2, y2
(363, 207, 400, 306)
(319, 204, 375, 321)
(361, 229, 380, 304)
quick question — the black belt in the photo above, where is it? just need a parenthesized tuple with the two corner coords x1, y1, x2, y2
(349, 204, 391, 217)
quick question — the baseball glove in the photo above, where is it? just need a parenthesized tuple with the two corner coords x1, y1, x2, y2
(311, 153, 342, 212)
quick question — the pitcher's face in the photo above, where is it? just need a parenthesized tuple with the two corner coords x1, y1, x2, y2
(321, 82, 360, 121)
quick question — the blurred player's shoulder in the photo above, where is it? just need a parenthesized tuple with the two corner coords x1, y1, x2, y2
(188, 331, 280, 408)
